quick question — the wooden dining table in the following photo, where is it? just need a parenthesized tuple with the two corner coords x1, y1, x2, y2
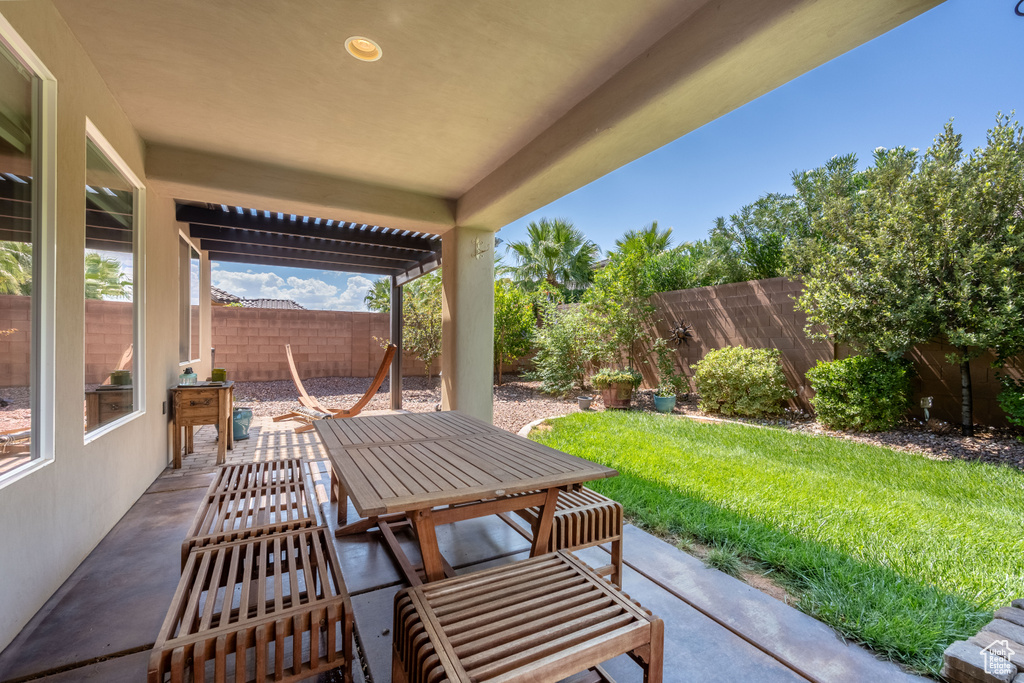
(313, 411, 618, 585)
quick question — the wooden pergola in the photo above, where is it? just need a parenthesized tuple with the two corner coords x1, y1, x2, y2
(175, 201, 442, 409)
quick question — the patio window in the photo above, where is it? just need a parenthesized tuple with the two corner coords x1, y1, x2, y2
(178, 237, 200, 363)
(0, 19, 55, 484)
(84, 124, 145, 438)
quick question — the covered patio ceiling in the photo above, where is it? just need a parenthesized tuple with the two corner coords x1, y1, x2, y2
(51, 0, 941, 234)
(176, 202, 441, 285)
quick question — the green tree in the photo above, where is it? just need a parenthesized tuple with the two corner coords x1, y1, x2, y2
(492, 279, 534, 385)
(584, 249, 658, 372)
(507, 218, 598, 292)
(713, 193, 807, 279)
(613, 221, 672, 257)
(0, 241, 31, 295)
(85, 251, 131, 300)
(529, 302, 603, 396)
(363, 277, 390, 312)
(402, 271, 443, 383)
(364, 271, 443, 382)
(798, 116, 1024, 436)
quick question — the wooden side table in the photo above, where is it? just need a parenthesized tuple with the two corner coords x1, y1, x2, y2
(84, 386, 133, 431)
(170, 382, 233, 468)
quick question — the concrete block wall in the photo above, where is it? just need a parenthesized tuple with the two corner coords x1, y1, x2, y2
(210, 306, 436, 381)
(0, 295, 31, 387)
(646, 277, 1022, 427)
(649, 277, 830, 411)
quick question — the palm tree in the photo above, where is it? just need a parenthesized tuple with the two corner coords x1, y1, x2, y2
(0, 241, 32, 295)
(507, 218, 598, 290)
(85, 252, 132, 300)
(613, 221, 672, 256)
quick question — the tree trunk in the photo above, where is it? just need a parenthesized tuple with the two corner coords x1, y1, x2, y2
(960, 347, 974, 437)
(497, 359, 503, 386)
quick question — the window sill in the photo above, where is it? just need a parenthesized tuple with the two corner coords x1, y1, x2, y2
(0, 456, 53, 491)
(84, 409, 146, 446)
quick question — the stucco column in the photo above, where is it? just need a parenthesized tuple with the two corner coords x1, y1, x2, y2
(441, 226, 494, 422)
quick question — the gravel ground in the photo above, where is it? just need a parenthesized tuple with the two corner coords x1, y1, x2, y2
(234, 375, 586, 434)
(3, 375, 1019, 468)
(0, 386, 29, 431)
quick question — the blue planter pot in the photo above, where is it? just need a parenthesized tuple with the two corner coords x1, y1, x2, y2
(216, 407, 253, 440)
(653, 395, 676, 413)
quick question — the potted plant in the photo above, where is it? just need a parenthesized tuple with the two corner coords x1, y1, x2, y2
(591, 368, 642, 409)
(653, 384, 678, 413)
(652, 336, 685, 413)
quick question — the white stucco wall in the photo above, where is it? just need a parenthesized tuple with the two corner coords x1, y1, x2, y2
(0, 2, 180, 650)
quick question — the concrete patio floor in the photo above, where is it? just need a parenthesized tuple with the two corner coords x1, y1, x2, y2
(0, 415, 928, 683)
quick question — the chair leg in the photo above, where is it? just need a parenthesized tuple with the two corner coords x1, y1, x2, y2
(611, 536, 624, 589)
(294, 423, 315, 433)
(391, 648, 410, 683)
(643, 618, 665, 683)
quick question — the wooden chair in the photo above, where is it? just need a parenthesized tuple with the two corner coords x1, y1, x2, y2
(180, 459, 321, 568)
(150, 527, 353, 683)
(392, 550, 663, 683)
(499, 486, 624, 587)
(273, 343, 397, 432)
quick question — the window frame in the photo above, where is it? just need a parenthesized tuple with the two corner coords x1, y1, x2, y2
(178, 230, 201, 365)
(0, 13, 57, 488)
(82, 119, 146, 444)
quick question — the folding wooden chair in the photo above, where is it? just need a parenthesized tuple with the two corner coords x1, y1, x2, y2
(273, 343, 396, 432)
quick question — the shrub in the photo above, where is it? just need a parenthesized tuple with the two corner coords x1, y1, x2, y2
(807, 355, 913, 432)
(528, 304, 603, 397)
(693, 346, 793, 417)
(591, 368, 642, 390)
(998, 375, 1024, 438)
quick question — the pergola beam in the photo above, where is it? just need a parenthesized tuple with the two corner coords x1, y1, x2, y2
(200, 241, 420, 273)
(177, 204, 439, 253)
(189, 224, 426, 263)
(205, 251, 400, 276)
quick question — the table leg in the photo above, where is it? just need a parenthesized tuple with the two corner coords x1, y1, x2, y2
(185, 426, 193, 454)
(410, 508, 445, 582)
(172, 424, 181, 469)
(227, 386, 234, 451)
(333, 471, 348, 525)
(530, 487, 561, 557)
(216, 399, 228, 466)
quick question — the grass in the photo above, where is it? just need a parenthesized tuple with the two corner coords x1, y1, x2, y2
(531, 411, 1024, 676)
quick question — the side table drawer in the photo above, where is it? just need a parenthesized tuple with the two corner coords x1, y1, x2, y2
(174, 390, 221, 422)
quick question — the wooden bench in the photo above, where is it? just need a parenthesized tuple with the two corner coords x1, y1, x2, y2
(392, 550, 663, 683)
(209, 460, 308, 494)
(181, 459, 321, 567)
(150, 527, 353, 683)
(500, 486, 624, 587)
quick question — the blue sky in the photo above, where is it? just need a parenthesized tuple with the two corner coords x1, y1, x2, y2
(211, 0, 1024, 309)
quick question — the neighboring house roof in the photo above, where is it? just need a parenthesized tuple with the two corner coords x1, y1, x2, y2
(210, 286, 241, 304)
(240, 298, 307, 310)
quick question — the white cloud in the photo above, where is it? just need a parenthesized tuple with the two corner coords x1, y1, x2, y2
(211, 267, 377, 311)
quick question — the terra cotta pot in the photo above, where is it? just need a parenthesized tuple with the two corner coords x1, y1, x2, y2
(600, 381, 634, 409)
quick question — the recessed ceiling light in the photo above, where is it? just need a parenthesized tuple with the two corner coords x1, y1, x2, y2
(345, 36, 382, 62)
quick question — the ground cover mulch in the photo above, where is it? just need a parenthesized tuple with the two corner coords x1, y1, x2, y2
(233, 376, 586, 435)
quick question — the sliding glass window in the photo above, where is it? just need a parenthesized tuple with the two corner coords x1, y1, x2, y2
(84, 133, 143, 436)
(0, 25, 54, 482)
(179, 237, 200, 363)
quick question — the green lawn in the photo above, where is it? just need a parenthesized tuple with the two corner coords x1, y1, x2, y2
(531, 411, 1024, 676)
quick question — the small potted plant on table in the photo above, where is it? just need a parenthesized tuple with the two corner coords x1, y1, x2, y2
(591, 368, 642, 409)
